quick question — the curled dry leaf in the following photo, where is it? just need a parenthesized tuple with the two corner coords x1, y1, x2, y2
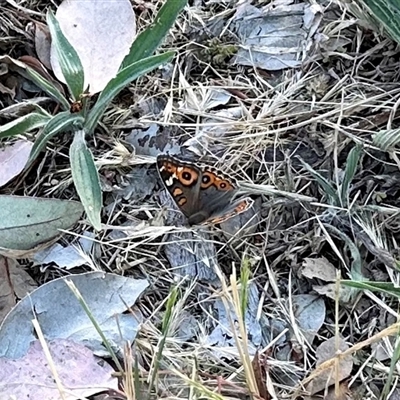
(34, 21, 52, 70)
(301, 257, 337, 282)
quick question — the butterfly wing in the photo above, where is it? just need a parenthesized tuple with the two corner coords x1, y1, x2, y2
(206, 197, 254, 224)
(157, 155, 253, 225)
(197, 168, 253, 224)
(157, 155, 202, 219)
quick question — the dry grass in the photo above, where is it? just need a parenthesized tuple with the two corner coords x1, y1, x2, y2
(3, 0, 400, 399)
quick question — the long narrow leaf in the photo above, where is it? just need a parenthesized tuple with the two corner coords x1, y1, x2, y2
(299, 159, 340, 205)
(342, 280, 400, 299)
(325, 224, 363, 281)
(47, 9, 84, 100)
(70, 130, 102, 231)
(340, 145, 362, 206)
(372, 128, 400, 150)
(359, 0, 400, 44)
(122, 0, 186, 68)
(0, 112, 52, 139)
(25, 67, 70, 110)
(148, 287, 179, 396)
(28, 112, 84, 165)
(85, 52, 174, 133)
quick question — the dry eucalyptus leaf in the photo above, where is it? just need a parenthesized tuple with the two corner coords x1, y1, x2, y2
(32, 243, 90, 270)
(126, 124, 181, 157)
(0, 258, 16, 324)
(301, 257, 337, 282)
(0, 196, 83, 256)
(231, 1, 322, 70)
(0, 339, 118, 400)
(0, 272, 148, 359)
(52, 0, 136, 94)
(34, 21, 52, 70)
(292, 294, 325, 345)
(306, 337, 353, 395)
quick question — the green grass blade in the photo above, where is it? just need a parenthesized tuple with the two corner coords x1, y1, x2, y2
(133, 348, 141, 400)
(148, 287, 179, 396)
(299, 159, 340, 205)
(342, 280, 400, 299)
(382, 324, 400, 398)
(47, 9, 85, 100)
(325, 224, 363, 281)
(85, 52, 174, 133)
(65, 279, 123, 372)
(69, 130, 102, 231)
(28, 112, 84, 165)
(0, 112, 52, 139)
(122, 0, 186, 68)
(340, 145, 362, 206)
(240, 259, 250, 321)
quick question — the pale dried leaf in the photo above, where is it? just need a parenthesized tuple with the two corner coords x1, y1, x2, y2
(0, 339, 118, 400)
(0, 141, 33, 188)
(52, 0, 136, 94)
(293, 294, 325, 344)
(313, 283, 354, 304)
(301, 257, 337, 282)
(0, 272, 148, 358)
(34, 21, 52, 70)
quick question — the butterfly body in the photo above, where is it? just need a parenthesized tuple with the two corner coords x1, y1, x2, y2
(157, 155, 253, 225)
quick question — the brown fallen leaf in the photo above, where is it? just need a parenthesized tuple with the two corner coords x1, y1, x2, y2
(252, 350, 269, 400)
(305, 337, 353, 395)
(0, 256, 37, 323)
(304, 381, 352, 400)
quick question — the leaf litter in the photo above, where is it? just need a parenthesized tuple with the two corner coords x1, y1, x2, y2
(2, 0, 400, 398)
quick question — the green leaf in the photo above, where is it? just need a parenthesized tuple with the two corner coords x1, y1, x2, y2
(0, 112, 52, 139)
(342, 280, 400, 299)
(372, 127, 400, 150)
(0, 56, 69, 109)
(325, 224, 363, 281)
(340, 145, 362, 206)
(70, 130, 102, 231)
(28, 112, 84, 165)
(122, 0, 186, 68)
(25, 67, 70, 110)
(0, 195, 83, 252)
(360, 0, 400, 44)
(299, 159, 340, 205)
(47, 9, 85, 100)
(85, 52, 174, 133)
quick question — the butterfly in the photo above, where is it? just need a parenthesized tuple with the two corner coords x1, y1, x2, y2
(156, 154, 254, 225)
